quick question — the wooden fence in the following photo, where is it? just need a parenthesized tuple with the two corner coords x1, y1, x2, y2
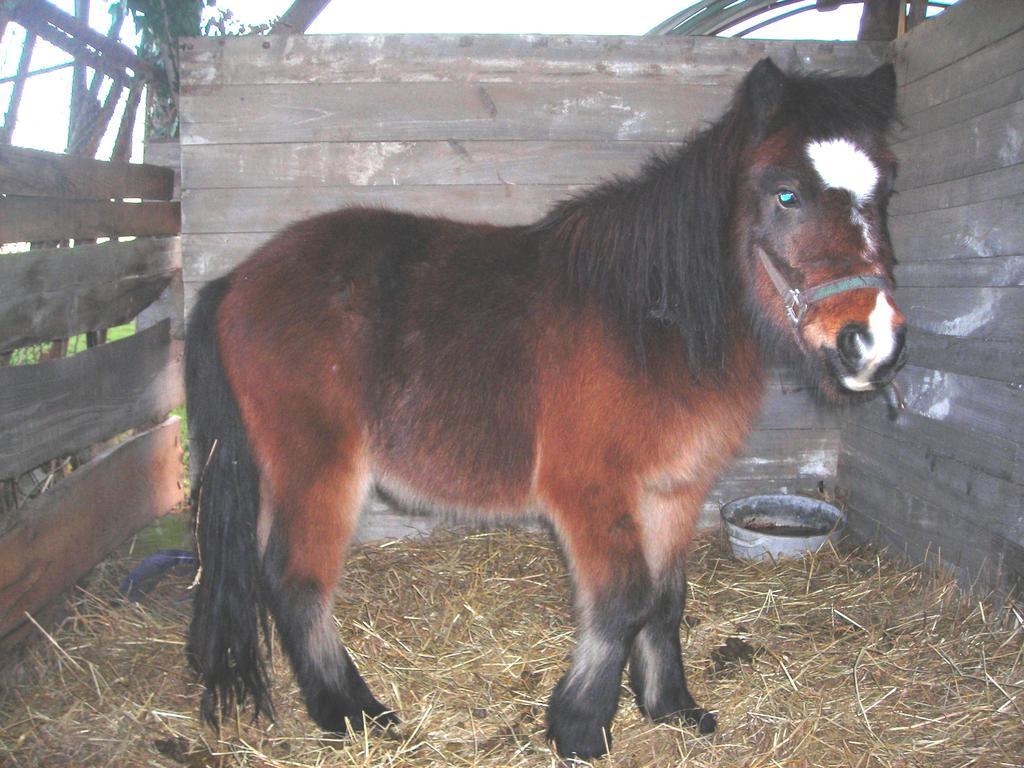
(838, 0, 1024, 596)
(0, 145, 184, 647)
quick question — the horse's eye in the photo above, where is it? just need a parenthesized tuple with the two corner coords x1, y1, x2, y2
(776, 189, 800, 209)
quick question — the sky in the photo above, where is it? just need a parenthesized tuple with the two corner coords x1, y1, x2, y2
(0, 1, 936, 156)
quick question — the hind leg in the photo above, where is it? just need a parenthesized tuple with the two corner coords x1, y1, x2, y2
(543, 489, 656, 759)
(255, 425, 396, 734)
(629, 485, 715, 733)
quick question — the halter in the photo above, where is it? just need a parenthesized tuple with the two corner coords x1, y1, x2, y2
(757, 247, 906, 416)
(756, 248, 892, 329)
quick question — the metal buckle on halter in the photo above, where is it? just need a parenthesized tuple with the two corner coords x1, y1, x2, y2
(784, 289, 806, 326)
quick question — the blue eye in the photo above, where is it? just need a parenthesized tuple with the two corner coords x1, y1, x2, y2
(776, 189, 800, 208)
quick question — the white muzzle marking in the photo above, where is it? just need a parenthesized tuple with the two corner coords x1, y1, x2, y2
(841, 291, 898, 392)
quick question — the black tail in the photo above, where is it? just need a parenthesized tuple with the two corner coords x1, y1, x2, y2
(185, 276, 274, 726)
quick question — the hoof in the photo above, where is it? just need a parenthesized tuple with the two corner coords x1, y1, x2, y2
(547, 718, 612, 761)
(681, 707, 716, 735)
(315, 699, 399, 736)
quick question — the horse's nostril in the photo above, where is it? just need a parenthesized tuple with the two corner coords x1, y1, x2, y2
(837, 323, 869, 369)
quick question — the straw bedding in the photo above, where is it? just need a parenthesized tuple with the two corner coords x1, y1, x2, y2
(2, 518, 1022, 767)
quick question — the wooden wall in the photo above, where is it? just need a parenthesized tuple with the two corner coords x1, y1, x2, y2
(179, 34, 885, 535)
(837, 0, 1024, 596)
(0, 146, 185, 646)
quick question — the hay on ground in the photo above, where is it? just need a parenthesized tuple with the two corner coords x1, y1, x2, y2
(1, 517, 1022, 767)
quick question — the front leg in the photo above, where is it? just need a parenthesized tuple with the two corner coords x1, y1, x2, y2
(547, 586, 651, 759)
(545, 502, 654, 759)
(628, 483, 717, 733)
(628, 559, 716, 733)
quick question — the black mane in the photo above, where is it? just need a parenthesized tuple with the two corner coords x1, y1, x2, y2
(533, 60, 896, 373)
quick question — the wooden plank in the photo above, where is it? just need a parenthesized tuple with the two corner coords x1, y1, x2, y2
(182, 232, 270, 283)
(184, 184, 1024, 264)
(893, 0, 1024, 86)
(182, 140, 672, 189)
(0, 320, 184, 480)
(898, 27, 1024, 117)
(888, 363, 1024, 446)
(899, 68, 1024, 142)
(0, 237, 180, 352)
(181, 184, 579, 235)
(181, 81, 733, 145)
(839, 462, 1024, 593)
(840, 461, 1024, 596)
(842, 422, 1023, 529)
(907, 332, 1023, 385)
(729, 430, 839, 480)
(889, 193, 1024, 263)
(0, 144, 175, 200)
(891, 162, 1024, 218)
(0, 418, 183, 645)
(898, 286, 1024, 341)
(180, 33, 885, 87)
(896, 254, 1023, 288)
(842, 398, 1020, 485)
(891, 99, 1024, 192)
(0, 197, 180, 243)
(356, 495, 437, 543)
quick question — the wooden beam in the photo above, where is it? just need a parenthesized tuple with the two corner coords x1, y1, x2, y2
(858, 0, 899, 41)
(271, 0, 332, 34)
(9, 6, 126, 84)
(111, 80, 142, 162)
(0, 237, 180, 352)
(0, 320, 184, 480)
(0, 144, 175, 199)
(0, 32, 35, 144)
(9, 0, 163, 83)
(0, 197, 180, 242)
(69, 73, 125, 157)
(0, 417, 183, 645)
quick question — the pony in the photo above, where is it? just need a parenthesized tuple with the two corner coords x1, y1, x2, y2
(184, 58, 907, 759)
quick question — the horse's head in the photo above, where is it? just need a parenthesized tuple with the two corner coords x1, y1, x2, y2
(733, 59, 907, 401)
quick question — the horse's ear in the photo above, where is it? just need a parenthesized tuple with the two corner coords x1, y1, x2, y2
(865, 63, 898, 121)
(739, 58, 788, 134)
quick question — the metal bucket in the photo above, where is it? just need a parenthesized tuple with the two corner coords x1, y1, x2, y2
(720, 494, 846, 560)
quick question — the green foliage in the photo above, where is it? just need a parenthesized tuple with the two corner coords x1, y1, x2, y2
(108, 1, 280, 139)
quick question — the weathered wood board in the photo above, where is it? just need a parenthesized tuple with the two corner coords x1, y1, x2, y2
(0, 236, 180, 352)
(0, 320, 184, 480)
(0, 197, 180, 244)
(182, 33, 886, 87)
(0, 418, 183, 645)
(839, 0, 1024, 597)
(0, 144, 175, 200)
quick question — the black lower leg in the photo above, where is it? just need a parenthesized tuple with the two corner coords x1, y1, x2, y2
(628, 564, 715, 734)
(263, 539, 396, 734)
(547, 589, 651, 759)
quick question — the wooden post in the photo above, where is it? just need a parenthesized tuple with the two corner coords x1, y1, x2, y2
(271, 0, 333, 33)
(858, 0, 900, 41)
(111, 81, 142, 162)
(1, 32, 35, 144)
(907, 0, 928, 31)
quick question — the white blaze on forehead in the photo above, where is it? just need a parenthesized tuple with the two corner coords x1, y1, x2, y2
(841, 291, 900, 392)
(807, 138, 879, 203)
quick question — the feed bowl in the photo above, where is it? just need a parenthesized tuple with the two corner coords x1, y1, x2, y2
(721, 494, 846, 560)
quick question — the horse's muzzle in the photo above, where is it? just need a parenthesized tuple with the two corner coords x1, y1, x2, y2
(833, 323, 907, 392)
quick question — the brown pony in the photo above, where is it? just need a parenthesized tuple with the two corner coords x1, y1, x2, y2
(185, 58, 906, 759)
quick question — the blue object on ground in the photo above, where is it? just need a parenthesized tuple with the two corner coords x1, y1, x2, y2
(119, 549, 196, 602)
